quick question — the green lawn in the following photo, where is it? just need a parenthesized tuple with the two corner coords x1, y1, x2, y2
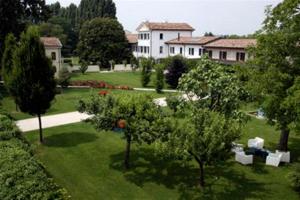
(25, 118, 300, 200)
(1, 88, 168, 120)
(71, 71, 166, 88)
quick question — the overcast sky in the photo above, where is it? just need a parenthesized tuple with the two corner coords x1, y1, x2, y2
(46, 0, 282, 35)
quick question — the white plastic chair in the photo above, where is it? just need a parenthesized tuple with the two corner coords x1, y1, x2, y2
(248, 137, 264, 149)
(266, 152, 282, 167)
(231, 142, 244, 153)
(235, 151, 253, 165)
(276, 150, 290, 163)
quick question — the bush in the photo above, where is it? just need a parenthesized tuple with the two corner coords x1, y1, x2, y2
(141, 58, 154, 87)
(165, 55, 188, 89)
(79, 61, 89, 74)
(0, 114, 21, 141)
(288, 163, 300, 192)
(57, 67, 71, 89)
(166, 95, 182, 113)
(0, 114, 68, 199)
(155, 64, 164, 93)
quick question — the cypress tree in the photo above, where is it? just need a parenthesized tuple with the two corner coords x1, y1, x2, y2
(10, 26, 56, 143)
(1, 33, 16, 89)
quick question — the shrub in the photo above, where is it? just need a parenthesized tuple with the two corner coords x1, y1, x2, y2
(130, 56, 138, 71)
(0, 114, 21, 141)
(155, 64, 164, 93)
(165, 55, 188, 89)
(141, 58, 154, 87)
(57, 67, 71, 89)
(79, 61, 89, 74)
(288, 163, 300, 192)
(166, 95, 181, 113)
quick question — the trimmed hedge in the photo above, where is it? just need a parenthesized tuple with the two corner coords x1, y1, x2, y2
(0, 115, 69, 200)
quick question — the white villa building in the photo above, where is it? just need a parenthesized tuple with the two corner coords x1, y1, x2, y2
(127, 21, 256, 64)
(40, 37, 63, 77)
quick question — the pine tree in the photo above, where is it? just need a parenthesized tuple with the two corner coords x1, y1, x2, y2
(10, 26, 56, 143)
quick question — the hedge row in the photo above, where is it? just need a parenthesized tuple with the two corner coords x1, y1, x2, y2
(0, 115, 69, 200)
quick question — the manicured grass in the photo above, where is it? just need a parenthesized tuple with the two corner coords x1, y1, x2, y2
(71, 71, 163, 88)
(1, 88, 168, 120)
(25, 118, 300, 200)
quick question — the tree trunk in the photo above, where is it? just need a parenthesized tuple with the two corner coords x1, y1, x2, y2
(199, 161, 205, 187)
(124, 134, 131, 169)
(38, 114, 44, 143)
(278, 127, 289, 152)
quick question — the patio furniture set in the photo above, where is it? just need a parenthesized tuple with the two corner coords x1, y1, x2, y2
(232, 137, 290, 167)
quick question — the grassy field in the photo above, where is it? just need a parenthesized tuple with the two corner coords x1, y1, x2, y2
(71, 72, 166, 88)
(1, 88, 168, 120)
(25, 118, 300, 200)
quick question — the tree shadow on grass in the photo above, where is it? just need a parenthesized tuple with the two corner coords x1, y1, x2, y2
(45, 131, 98, 148)
(110, 148, 266, 199)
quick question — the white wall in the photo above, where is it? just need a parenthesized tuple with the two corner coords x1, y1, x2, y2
(207, 48, 249, 62)
(151, 30, 192, 59)
(168, 44, 204, 59)
(45, 47, 62, 77)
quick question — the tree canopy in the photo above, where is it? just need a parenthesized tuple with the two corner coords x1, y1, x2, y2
(77, 17, 131, 67)
(9, 26, 57, 143)
(248, 0, 300, 151)
(165, 55, 188, 89)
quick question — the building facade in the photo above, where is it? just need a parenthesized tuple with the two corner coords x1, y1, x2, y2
(40, 37, 63, 77)
(126, 21, 256, 64)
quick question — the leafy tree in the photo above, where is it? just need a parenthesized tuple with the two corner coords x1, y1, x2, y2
(155, 64, 164, 93)
(57, 66, 71, 91)
(159, 55, 247, 187)
(77, 17, 131, 68)
(141, 58, 154, 87)
(204, 32, 214, 36)
(78, 0, 116, 23)
(248, 0, 300, 151)
(0, 0, 49, 55)
(78, 94, 172, 169)
(38, 22, 67, 45)
(165, 55, 188, 89)
(10, 26, 56, 143)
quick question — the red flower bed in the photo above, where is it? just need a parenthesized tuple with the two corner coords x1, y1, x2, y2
(70, 80, 133, 90)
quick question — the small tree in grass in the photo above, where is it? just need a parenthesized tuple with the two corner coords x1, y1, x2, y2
(79, 61, 89, 74)
(78, 94, 172, 169)
(158, 55, 247, 187)
(155, 64, 164, 93)
(141, 58, 154, 87)
(10, 26, 56, 143)
(165, 55, 188, 89)
(57, 66, 71, 92)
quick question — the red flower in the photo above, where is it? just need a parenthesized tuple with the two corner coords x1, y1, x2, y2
(98, 90, 109, 96)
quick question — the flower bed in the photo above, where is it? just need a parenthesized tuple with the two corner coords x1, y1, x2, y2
(70, 80, 133, 90)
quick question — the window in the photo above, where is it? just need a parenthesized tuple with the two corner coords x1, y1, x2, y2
(147, 47, 150, 54)
(160, 46, 163, 54)
(51, 52, 56, 60)
(180, 47, 183, 54)
(160, 33, 164, 40)
(144, 46, 147, 53)
(208, 50, 213, 58)
(141, 46, 144, 53)
(189, 48, 194, 56)
(199, 48, 202, 56)
(236, 52, 246, 61)
(170, 47, 175, 54)
(219, 51, 227, 60)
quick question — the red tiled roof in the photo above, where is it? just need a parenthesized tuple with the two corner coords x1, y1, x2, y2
(166, 36, 219, 45)
(204, 39, 256, 49)
(137, 22, 195, 31)
(126, 34, 138, 44)
(40, 37, 62, 48)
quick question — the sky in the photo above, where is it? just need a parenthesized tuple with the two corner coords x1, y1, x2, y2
(46, 0, 283, 35)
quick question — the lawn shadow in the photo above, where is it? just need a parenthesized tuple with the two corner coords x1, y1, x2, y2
(110, 148, 266, 199)
(45, 131, 98, 147)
